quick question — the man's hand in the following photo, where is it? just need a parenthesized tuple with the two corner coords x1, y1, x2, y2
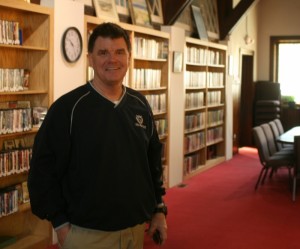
(147, 213, 167, 245)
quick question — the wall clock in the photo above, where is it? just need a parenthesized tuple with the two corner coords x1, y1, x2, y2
(62, 27, 83, 63)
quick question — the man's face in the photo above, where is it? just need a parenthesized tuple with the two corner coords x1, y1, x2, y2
(88, 37, 130, 86)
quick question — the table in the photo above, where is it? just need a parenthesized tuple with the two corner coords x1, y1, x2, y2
(277, 126, 300, 144)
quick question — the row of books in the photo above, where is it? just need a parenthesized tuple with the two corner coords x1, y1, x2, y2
(0, 101, 47, 133)
(184, 131, 205, 154)
(185, 71, 206, 88)
(185, 110, 223, 132)
(155, 118, 167, 137)
(186, 47, 224, 65)
(0, 187, 18, 217)
(207, 91, 222, 105)
(0, 19, 21, 45)
(0, 68, 30, 92)
(145, 93, 166, 114)
(185, 92, 204, 109)
(207, 109, 224, 126)
(184, 126, 224, 153)
(0, 148, 32, 178)
(184, 153, 202, 175)
(0, 108, 32, 135)
(134, 37, 168, 60)
(0, 181, 29, 218)
(207, 127, 223, 144)
(207, 144, 218, 159)
(185, 112, 206, 132)
(133, 68, 161, 89)
(185, 71, 224, 88)
(207, 72, 224, 87)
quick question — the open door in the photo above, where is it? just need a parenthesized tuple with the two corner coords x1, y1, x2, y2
(232, 48, 254, 154)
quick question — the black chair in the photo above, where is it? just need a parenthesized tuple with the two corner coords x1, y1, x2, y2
(260, 123, 293, 156)
(292, 135, 300, 201)
(253, 126, 294, 190)
(269, 120, 284, 151)
(274, 118, 285, 135)
(274, 118, 294, 149)
(253, 81, 281, 126)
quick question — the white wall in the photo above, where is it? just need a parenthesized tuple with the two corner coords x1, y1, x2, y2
(41, 0, 85, 101)
(257, 0, 300, 80)
(219, 2, 258, 158)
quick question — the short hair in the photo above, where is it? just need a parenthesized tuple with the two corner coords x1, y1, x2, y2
(88, 22, 131, 53)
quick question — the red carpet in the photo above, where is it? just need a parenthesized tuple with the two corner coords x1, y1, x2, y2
(144, 147, 300, 249)
(48, 147, 300, 249)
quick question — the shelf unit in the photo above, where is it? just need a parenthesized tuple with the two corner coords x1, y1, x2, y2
(183, 37, 227, 179)
(0, 1, 53, 248)
(84, 16, 170, 188)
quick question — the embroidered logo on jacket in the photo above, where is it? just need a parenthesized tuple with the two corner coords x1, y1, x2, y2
(135, 115, 146, 129)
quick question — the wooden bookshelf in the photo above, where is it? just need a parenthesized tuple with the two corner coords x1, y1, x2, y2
(0, 0, 53, 248)
(84, 16, 170, 188)
(183, 37, 227, 179)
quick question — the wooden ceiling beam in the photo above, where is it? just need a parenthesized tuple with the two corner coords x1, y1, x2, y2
(217, 0, 256, 40)
(161, 0, 193, 25)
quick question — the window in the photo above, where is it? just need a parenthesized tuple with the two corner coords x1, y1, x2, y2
(270, 36, 300, 103)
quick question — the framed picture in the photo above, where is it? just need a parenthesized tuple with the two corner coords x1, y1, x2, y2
(93, 0, 119, 22)
(115, 0, 130, 16)
(146, 0, 163, 24)
(128, 0, 152, 27)
(173, 51, 183, 73)
(191, 5, 208, 41)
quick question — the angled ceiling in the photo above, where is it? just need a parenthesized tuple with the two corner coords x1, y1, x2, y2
(161, 0, 257, 40)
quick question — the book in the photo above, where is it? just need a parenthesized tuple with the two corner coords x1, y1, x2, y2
(22, 181, 29, 203)
(32, 107, 47, 127)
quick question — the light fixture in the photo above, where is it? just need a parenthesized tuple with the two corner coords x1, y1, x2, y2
(244, 16, 254, 45)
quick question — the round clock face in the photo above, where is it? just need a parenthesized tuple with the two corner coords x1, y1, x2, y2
(62, 27, 83, 63)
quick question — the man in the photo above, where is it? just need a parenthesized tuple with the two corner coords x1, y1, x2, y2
(28, 22, 167, 249)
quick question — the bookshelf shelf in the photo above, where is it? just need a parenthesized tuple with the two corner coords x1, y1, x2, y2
(183, 38, 227, 179)
(0, 0, 53, 248)
(0, 90, 48, 95)
(0, 44, 48, 51)
(134, 57, 167, 62)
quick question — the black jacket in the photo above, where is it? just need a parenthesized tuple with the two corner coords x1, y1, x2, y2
(28, 83, 165, 231)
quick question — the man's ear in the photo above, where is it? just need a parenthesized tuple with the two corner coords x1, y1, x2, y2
(87, 54, 93, 68)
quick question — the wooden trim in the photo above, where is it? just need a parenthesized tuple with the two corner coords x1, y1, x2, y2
(269, 36, 300, 82)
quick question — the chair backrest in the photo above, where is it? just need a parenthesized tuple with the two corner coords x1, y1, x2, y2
(261, 123, 278, 155)
(274, 118, 284, 134)
(294, 136, 300, 176)
(269, 120, 283, 150)
(253, 126, 271, 165)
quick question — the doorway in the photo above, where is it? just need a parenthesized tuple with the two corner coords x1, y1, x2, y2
(232, 49, 254, 155)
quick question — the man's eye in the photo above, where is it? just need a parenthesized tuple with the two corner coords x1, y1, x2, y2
(99, 50, 108, 56)
(116, 50, 126, 55)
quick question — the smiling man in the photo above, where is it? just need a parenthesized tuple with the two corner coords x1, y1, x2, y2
(28, 23, 167, 249)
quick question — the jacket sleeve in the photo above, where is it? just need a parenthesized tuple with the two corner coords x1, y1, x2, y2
(28, 100, 72, 228)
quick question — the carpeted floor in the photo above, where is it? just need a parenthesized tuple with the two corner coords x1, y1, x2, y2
(48, 147, 300, 249)
(144, 147, 299, 249)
